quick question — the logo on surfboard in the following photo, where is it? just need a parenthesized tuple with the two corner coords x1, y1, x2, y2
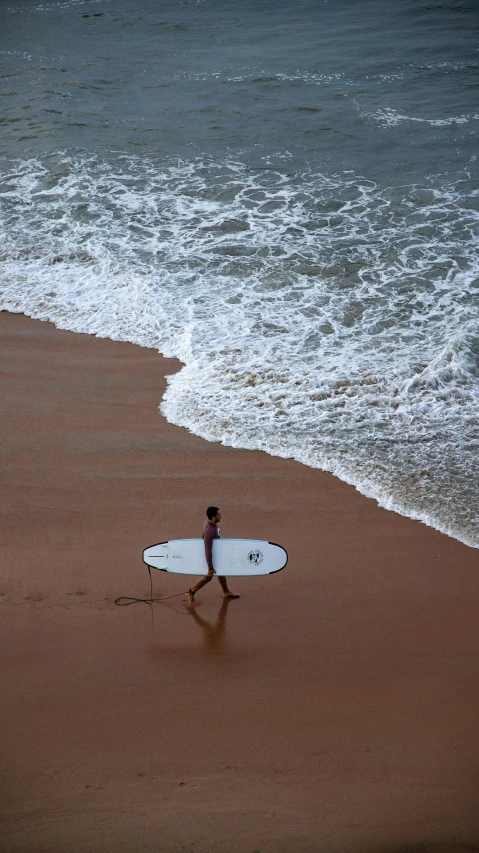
(246, 549, 264, 567)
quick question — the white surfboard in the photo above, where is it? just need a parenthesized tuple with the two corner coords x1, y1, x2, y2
(143, 539, 288, 577)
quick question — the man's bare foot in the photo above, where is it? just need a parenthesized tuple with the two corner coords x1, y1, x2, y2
(223, 592, 240, 599)
(184, 590, 196, 605)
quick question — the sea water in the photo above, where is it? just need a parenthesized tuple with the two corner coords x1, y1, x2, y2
(0, 0, 478, 547)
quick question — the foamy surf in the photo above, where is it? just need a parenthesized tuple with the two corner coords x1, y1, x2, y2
(0, 152, 478, 547)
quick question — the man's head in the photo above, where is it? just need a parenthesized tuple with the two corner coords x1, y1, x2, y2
(206, 506, 221, 523)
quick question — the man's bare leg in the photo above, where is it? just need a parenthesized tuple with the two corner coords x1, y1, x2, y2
(217, 576, 240, 599)
(185, 573, 212, 605)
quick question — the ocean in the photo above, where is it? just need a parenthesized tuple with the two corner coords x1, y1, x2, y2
(0, 0, 478, 547)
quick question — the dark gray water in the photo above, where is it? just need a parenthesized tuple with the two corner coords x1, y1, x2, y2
(2, 0, 478, 174)
(1, 0, 478, 545)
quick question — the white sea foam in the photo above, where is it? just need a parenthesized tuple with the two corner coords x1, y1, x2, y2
(366, 107, 479, 127)
(0, 153, 478, 547)
(185, 69, 344, 86)
(5, 0, 106, 12)
(0, 51, 34, 60)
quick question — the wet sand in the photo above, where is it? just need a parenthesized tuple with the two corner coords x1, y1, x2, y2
(1, 310, 478, 853)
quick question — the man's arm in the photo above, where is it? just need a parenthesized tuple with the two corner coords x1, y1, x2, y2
(203, 525, 215, 574)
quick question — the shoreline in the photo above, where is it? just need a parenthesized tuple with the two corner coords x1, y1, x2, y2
(8, 303, 477, 552)
(1, 310, 479, 853)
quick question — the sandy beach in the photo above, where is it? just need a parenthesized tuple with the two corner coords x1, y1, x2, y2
(1, 310, 478, 853)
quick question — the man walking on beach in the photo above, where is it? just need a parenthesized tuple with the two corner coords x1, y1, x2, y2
(185, 507, 240, 604)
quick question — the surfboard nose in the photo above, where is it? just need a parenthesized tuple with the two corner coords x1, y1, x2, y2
(268, 541, 288, 573)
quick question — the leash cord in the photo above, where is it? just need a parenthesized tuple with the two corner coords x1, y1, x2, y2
(114, 566, 189, 607)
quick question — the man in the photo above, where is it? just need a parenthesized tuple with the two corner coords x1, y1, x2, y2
(185, 507, 240, 604)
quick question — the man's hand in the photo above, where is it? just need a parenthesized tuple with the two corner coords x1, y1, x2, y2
(207, 568, 216, 577)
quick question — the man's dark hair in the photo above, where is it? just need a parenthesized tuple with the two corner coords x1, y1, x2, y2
(206, 506, 219, 520)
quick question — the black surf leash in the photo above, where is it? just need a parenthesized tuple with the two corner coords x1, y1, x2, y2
(114, 566, 189, 607)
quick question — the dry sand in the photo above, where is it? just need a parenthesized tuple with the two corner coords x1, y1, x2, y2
(1, 311, 478, 853)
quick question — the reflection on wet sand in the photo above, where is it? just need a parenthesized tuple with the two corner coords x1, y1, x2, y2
(187, 598, 233, 653)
